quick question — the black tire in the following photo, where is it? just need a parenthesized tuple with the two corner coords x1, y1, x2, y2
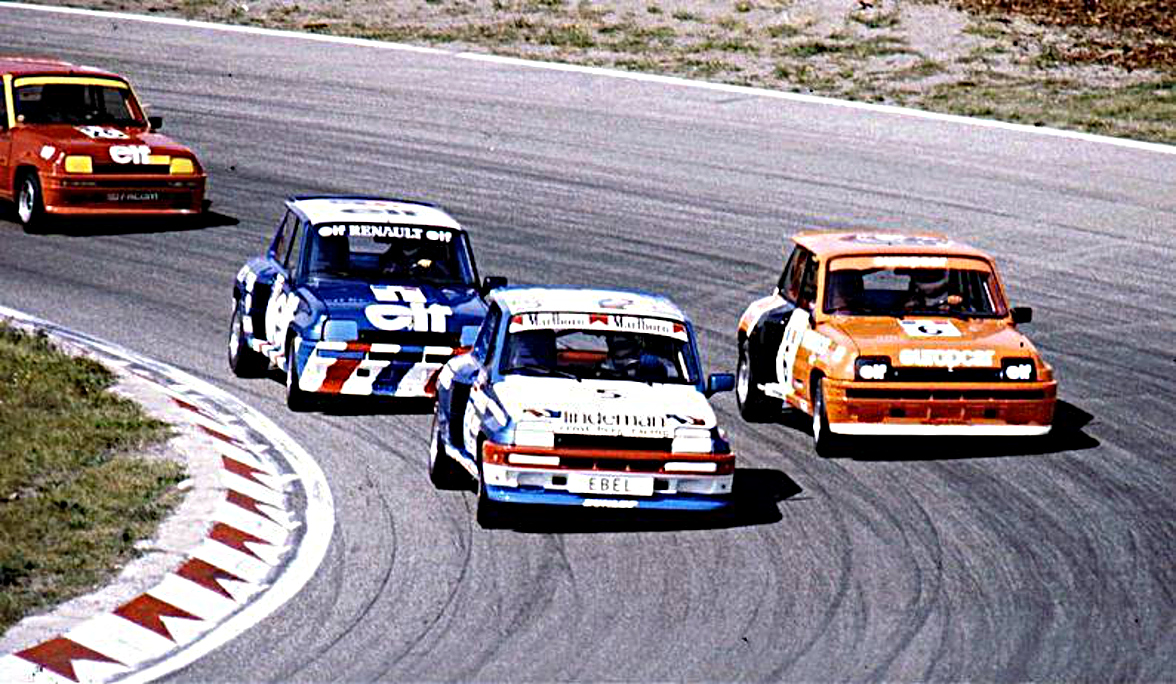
(428, 413, 466, 489)
(736, 338, 781, 421)
(228, 301, 269, 378)
(16, 171, 46, 232)
(811, 377, 844, 458)
(285, 336, 314, 412)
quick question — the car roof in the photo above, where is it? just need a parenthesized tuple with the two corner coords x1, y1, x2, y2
(793, 231, 994, 261)
(0, 57, 125, 80)
(492, 286, 687, 321)
(288, 196, 463, 231)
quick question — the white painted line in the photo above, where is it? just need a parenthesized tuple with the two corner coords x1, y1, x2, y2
(191, 542, 274, 585)
(1, 1, 1173, 156)
(67, 615, 175, 668)
(0, 654, 67, 683)
(214, 501, 293, 545)
(147, 575, 239, 623)
(0, 2, 446, 54)
(217, 439, 282, 476)
(67, 659, 128, 683)
(219, 470, 287, 507)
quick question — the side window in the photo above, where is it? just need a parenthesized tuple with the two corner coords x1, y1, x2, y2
(472, 304, 502, 363)
(776, 248, 798, 297)
(284, 219, 305, 278)
(797, 256, 818, 311)
(777, 247, 812, 305)
(271, 210, 296, 261)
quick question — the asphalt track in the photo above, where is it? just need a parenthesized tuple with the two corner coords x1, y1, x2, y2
(2, 6, 1175, 681)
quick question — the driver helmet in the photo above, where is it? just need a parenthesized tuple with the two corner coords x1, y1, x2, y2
(909, 268, 951, 307)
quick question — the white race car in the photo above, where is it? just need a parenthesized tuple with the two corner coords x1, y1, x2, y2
(429, 286, 736, 527)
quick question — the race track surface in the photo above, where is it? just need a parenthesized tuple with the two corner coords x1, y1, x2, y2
(1, 7, 1174, 681)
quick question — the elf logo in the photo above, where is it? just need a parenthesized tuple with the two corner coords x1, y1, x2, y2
(366, 285, 451, 333)
(109, 145, 152, 164)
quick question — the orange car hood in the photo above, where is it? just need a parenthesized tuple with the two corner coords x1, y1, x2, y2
(826, 316, 1036, 362)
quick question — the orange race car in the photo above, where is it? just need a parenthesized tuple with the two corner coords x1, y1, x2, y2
(0, 57, 206, 230)
(736, 232, 1056, 456)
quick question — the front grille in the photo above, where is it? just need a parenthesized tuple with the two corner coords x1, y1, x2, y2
(554, 434, 673, 452)
(358, 329, 459, 347)
(68, 179, 186, 189)
(885, 367, 1005, 382)
(846, 387, 1047, 401)
(62, 192, 194, 208)
(91, 164, 172, 175)
(557, 456, 667, 473)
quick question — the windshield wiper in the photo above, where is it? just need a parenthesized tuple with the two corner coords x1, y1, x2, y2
(903, 308, 995, 319)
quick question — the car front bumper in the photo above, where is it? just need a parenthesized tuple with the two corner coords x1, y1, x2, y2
(823, 378, 1057, 436)
(480, 444, 735, 511)
(291, 340, 457, 398)
(43, 173, 206, 216)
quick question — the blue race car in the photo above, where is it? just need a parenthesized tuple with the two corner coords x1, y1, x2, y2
(428, 286, 736, 527)
(229, 195, 505, 410)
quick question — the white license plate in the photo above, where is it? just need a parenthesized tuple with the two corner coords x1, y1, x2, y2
(567, 473, 654, 497)
(107, 192, 160, 202)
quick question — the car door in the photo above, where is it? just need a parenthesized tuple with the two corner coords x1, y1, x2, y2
(0, 74, 13, 199)
(784, 253, 820, 401)
(747, 245, 816, 403)
(260, 210, 305, 363)
(460, 303, 503, 457)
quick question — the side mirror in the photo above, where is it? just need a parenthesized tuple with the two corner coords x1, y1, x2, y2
(1011, 306, 1033, 325)
(706, 373, 735, 397)
(481, 275, 508, 296)
(148, 115, 163, 131)
(459, 325, 479, 348)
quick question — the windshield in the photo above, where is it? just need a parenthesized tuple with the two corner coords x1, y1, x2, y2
(307, 223, 477, 286)
(824, 256, 1005, 318)
(499, 313, 698, 384)
(14, 81, 142, 126)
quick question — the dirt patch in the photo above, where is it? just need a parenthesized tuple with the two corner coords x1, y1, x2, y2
(950, 0, 1176, 70)
(27, 0, 1176, 144)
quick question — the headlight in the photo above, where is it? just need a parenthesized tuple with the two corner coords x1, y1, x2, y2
(64, 155, 93, 173)
(322, 319, 357, 342)
(508, 453, 560, 467)
(855, 356, 890, 381)
(664, 461, 717, 473)
(1002, 358, 1036, 381)
(169, 157, 196, 174)
(672, 426, 713, 453)
(513, 421, 554, 448)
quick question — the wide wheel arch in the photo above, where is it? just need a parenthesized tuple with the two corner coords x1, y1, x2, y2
(807, 369, 825, 416)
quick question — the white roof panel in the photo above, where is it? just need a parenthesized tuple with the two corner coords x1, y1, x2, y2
(495, 287, 687, 321)
(292, 197, 462, 231)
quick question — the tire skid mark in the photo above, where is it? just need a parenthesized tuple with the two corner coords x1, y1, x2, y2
(273, 469, 397, 680)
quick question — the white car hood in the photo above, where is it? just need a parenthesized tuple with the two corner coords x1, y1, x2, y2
(494, 376, 716, 437)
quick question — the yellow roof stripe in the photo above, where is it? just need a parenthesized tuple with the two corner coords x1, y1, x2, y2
(13, 76, 129, 89)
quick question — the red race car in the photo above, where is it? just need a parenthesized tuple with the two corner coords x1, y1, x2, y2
(0, 57, 206, 230)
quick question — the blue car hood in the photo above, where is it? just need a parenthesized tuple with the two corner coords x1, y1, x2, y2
(304, 280, 487, 337)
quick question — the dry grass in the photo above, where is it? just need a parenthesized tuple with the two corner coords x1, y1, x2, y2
(26, 0, 1176, 140)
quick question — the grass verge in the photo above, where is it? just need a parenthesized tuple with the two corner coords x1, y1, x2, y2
(0, 323, 182, 635)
